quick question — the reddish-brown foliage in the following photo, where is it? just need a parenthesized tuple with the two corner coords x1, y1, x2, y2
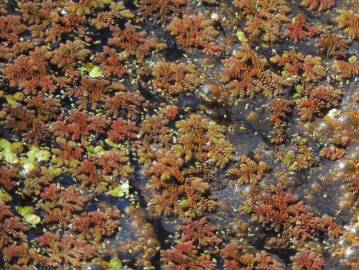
(0, 166, 18, 190)
(222, 242, 285, 270)
(97, 150, 131, 176)
(268, 99, 293, 144)
(167, 13, 221, 55)
(148, 149, 185, 183)
(96, 46, 128, 78)
(301, 0, 335, 11)
(26, 94, 61, 122)
(176, 114, 234, 167)
(106, 90, 145, 120)
(3, 243, 33, 268)
(139, 0, 187, 21)
(2, 104, 35, 133)
(291, 248, 324, 270)
(19, 1, 84, 43)
(72, 204, 120, 241)
(75, 159, 101, 188)
(36, 232, 97, 267)
(233, 0, 291, 43)
(108, 118, 138, 143)
(180, 218, 222, 246)
(161, 241, 216, 270)
(152, 61, 202, 95)
(285, 14, 322, 42)
(336, 10, 359, 40)
(269, 99, 293, 125)
(250, 188, 342, 240)
(0, 202, 29, 249)
(50, 40, 90, 73)
(297, 85, 342, 121)
(0, 15, 27, 43)
(318, 33, 351, 59)
(24, 119, 51, 145)
(229, 156, 271, 185)
(149, 180, 216, 217)
(55, 141, 84, 162)
(74, 77, 111, 109)
(109, 24, 160, 60)
(335, 60, 359, 79)
(3, 49, 54, 94)
(270, 52, 325, 83)
(163, 105, 179, 120)
(270, 51, 304, 76)
(52, 111, 108, 140)
(221, 43, 284, 99)
(48, 11, 83, 42)
(301, 55, 326, 83)
(40, 185, 89, 227)
(320, 146, 345, 160)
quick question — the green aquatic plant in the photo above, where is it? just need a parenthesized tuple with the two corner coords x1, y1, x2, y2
(108, 180, 130, 197)
(20, 146, 51, 173)
(79, 63, 103, 78)
(0, 138, 22, 164)
(236, 30, 248, 42)
(0, 188, 12, 202)
(4, 92, 24, 105)
(16, 205, 41, 225)
(89, 65, 103, 78)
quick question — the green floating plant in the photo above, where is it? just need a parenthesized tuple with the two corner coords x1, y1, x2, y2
(16, 205, 41, 225)
(108, 181, 130, 197)
(48, 167, 63, 177)
(349, 55, 357, 63)
(107, 258, 124, 270)
(0, 188, 12, 202)
(91, 257, 133, 270)
(80, 63, 103, 78)
(236, 30, 248, 42)
(21, 147, 51, 173)
(0, 138, 23, 164)
(105, 139, 130, 153)
(98, 0, 111, 5)
(4, 92, 25, 106)
(89, 65, 103, 78)
(87, 145, 105, 155)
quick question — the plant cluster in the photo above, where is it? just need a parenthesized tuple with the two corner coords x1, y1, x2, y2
(0, 0, 357, 268)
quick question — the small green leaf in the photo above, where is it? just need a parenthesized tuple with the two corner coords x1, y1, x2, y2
(89, 66, 103, 78)
(4, 151, 18, 164)
(0, 138, 11, 149)
(49, 167, 63, 177)
(25, 214, 41, 225)
(16, 205, 34, 217)
(99, 0, 111, 5)
(13, 92, 25, 101)
(180, 199, 190, 210)
(94, 146, 105, 155)
(0, 188, 12, 202)
(108, 181, 129, 197)
(236, 31, 248, 42)
(87, 145, 95, 153)
(349, 55, 357, 63)
(16, 206, 41, 225)
(107, 257, 123, 270)
(5, 95, 17, 105)
(36, 149, 51, 161)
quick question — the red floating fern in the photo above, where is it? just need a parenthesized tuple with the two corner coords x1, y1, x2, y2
(108, 118, 138, 143)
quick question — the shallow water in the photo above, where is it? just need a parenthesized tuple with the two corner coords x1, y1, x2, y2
(0, 0, 359, 269)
